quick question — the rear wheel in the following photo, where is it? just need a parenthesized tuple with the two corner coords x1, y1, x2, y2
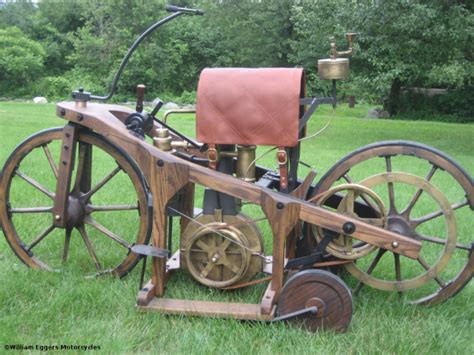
(0, 127, 152, 277)
(311, 141, 473, 304)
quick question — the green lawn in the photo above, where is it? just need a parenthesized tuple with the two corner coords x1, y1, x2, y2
(0, 102, 473, 354)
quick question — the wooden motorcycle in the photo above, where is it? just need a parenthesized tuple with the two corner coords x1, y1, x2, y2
(1, 6, 472, 332)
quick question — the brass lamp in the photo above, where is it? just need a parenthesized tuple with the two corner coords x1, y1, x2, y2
(318, 33, 357, 80)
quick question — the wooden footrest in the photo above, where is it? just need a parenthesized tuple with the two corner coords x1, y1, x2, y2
(137, 298, 274, 321)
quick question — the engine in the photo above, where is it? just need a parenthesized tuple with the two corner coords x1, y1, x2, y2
(179, 68, 306, 288)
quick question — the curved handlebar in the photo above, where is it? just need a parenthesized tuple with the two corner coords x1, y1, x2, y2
(85, 5, 204, 102)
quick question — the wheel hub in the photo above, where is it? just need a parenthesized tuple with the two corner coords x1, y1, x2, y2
(66, 196, 87, 228)
(387, 215, 412, 237)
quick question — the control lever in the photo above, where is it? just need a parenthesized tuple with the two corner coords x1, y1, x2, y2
(135, 84, 145, 113)
(150, 99, 164, 117)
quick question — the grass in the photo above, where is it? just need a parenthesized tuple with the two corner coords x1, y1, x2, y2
(0, 102, 473, 354)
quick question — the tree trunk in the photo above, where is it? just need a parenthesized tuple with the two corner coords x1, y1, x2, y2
(385, 77, 402, 116)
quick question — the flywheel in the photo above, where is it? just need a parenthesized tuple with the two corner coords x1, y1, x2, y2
(181, 213, 263, 288)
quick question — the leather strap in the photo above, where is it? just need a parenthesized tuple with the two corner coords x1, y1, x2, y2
(277, 147, 288, 191)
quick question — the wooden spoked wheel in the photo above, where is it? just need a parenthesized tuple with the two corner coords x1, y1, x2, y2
(184, 223, 252, 288)
(312, 184, 387, 260)
(277, 269, 353, 333)
(312, 141, 473, 304)
(0, 127, 151, 277)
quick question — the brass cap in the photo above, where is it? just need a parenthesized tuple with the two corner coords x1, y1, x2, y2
(318, 58, 349, 80)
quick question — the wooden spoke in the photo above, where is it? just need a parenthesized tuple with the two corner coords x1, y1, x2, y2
(353, 248, 386, 295)
(415, 233, 471, 251)
(62, 228, 72, 264)
(10, 206, 53, 213)
(394, 253, 402, 296)
(42, 144, 58, 179)
(77, 225, 102, 270)
(414, 199, 468, 226)
(26, 225, 55, 251)
(87, 204, 138, 212)
(84, 216, 131, 249)
(73, 143, 93, 194)
(82, 166, 121, 200)
(189, 248, 208, 253)
(15, 170, 55, 200)
(417, 256, 446, 288)
(384, 156, 397, 214)
(401, 165, 438, 217)
(199, 261, 215, 278)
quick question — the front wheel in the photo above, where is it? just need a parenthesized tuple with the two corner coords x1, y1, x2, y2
(0, 127, 152, 277)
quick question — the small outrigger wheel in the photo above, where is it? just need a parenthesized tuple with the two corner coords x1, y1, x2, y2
(0, 127, 152, 277)
(277, 269, 353, 332)
(312, 141, 473, 304)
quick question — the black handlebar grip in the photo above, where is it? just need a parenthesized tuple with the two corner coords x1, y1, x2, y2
(165, 4, 204, 15)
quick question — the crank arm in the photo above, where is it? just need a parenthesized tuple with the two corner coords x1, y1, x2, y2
(271, 306, 318, 322)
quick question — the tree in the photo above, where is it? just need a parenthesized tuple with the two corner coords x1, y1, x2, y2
(353, 1, 473, 115)
(0, 27, 45, 95)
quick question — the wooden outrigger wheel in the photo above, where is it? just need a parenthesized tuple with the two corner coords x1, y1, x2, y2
(277, 270, 352, 332)
(0, 128, 152, 277)
(310, 141, 473, 304)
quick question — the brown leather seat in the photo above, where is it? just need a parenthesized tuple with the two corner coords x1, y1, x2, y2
(196, 68, 305, 147)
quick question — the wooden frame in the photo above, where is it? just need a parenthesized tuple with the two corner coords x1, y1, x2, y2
(52, 101, 422, 321)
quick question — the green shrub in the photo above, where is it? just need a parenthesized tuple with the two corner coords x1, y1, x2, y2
(0, 27, 45, 96)
(397, 88, 473, 123)
(32, 76, 70, 100)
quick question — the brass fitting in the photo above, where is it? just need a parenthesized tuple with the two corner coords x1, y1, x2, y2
(171, 141, 192, 150)
(236, 145, 256, 182)
(153, 128, 173, 151)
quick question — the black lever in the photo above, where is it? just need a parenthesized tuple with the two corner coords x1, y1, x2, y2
(150, 99, 164, 117)
(165, 4, 204, 15)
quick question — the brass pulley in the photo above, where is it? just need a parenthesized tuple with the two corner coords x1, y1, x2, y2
(312, 183, 387, 260)
(318, 33, 357, 80)
(181, 213, 264, 288)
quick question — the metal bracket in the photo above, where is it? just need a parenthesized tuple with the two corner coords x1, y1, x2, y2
(285, 230, 337, 269)
(131, 244, 168, 258)
(299, 97, 335, 131)
(271, 306, 318, 322)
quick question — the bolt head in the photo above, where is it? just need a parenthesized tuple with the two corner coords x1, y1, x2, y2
(55, 215, 61, 221)
(392, 241, 399, 248)
(276, 202, 284, 210)
(342, 222, 356, 234)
